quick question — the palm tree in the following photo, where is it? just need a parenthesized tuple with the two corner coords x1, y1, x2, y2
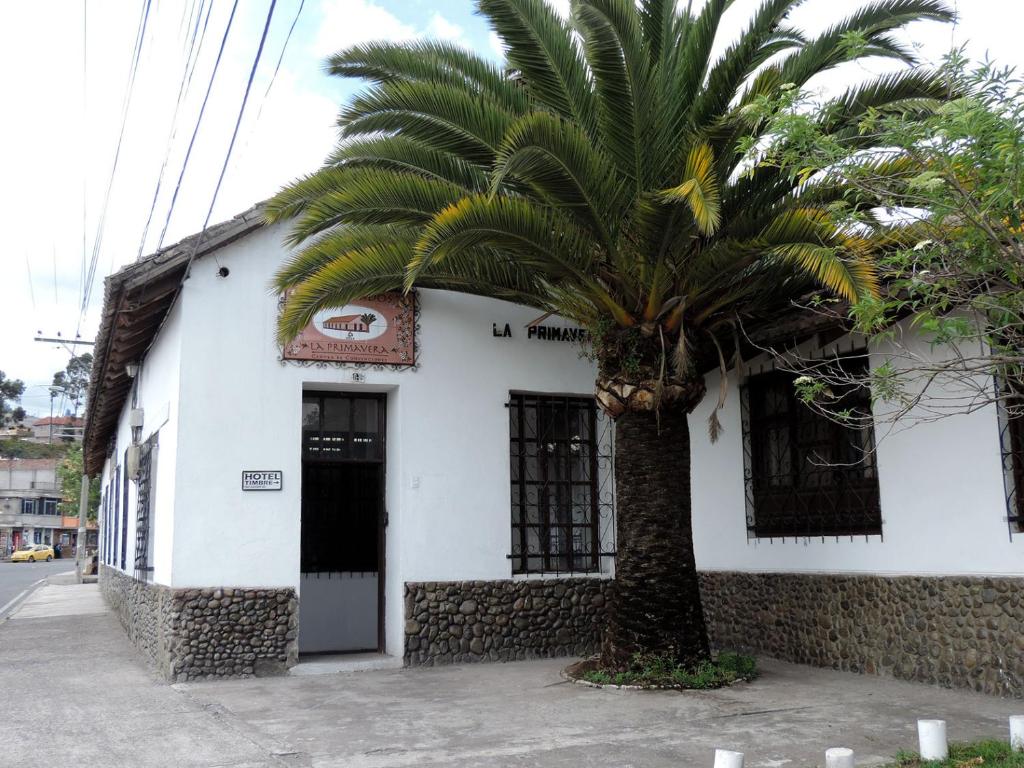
(267, 0, 953, 669)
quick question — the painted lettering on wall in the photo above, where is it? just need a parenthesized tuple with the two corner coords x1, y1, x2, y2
(492, 322, 589, 343)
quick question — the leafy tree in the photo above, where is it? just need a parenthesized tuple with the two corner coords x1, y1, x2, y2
(11, 407, 26, 425)
(0, 370, 25, 425)
(748, 51, 1024, 428)
(268, 0, 953, 668)
(57, 443, 100, 521)
(51, 353, 93, 416)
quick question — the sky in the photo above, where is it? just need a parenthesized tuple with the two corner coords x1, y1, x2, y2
(1, 0, 1020, 417)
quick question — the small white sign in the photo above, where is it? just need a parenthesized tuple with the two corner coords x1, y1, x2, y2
(242, 471, 282, 491)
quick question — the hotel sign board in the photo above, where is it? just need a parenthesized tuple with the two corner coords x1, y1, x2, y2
(242, 471, 282, 491)
(282, 292, 416, 366)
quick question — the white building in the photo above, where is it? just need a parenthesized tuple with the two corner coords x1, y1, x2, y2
(86, 206, 1023, 693)
(0, 458, 61, 554)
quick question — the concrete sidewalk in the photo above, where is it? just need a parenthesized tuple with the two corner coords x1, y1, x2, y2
(0, 583, 1019, 768)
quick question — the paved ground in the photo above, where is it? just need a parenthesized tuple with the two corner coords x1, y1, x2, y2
(0, 559, 76, 617)
(1, 581, 1020, 768)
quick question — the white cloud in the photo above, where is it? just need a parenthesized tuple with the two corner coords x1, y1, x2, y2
(488, 31, 505, 59)
(426, 13, 467, 45)
(312, 0, 417, 58)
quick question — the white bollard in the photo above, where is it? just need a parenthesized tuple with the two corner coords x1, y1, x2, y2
(825, 747, 855, 768)
(713, 749, 745, 768)
(918, 719, 948, 761)
(1011, 715, 1024, 752)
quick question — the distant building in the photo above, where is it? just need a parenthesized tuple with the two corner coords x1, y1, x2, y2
(0, 458, 96, 556)
(0, 458, 61, 554)
(29, 416, 85, 444)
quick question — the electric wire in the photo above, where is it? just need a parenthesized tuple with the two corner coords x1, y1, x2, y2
(135, 0, 213, 260)
(154, 0, 240, 254)
(80, 0, 88, 312)
(182, 0, 278, 276)
(80, 0, 153, 319)
(254, 0, 304, 124)
(25, 255, 36, 311)
(232, 0, 305, 177)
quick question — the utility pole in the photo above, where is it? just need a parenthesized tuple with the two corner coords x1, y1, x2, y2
(76, 474, 90, 582)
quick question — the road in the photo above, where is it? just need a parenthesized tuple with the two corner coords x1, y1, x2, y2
(0, 559, 76, 618)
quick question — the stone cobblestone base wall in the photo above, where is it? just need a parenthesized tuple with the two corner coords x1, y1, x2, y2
(404, 578, 611, 666)
(699, 571, 1024, 697)
(100, 566, 298, 681)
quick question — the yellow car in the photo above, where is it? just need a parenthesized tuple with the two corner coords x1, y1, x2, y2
(11, 544, 54, 563)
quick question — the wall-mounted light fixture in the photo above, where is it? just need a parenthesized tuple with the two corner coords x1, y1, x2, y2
(125, 362, 140, 379)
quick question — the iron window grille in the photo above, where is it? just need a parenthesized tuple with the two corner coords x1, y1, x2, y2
(741, 360, 882, 538)
(508, 393, 615, 575)
(997, 382, 1024, 535)
(134, 434, 157, 577)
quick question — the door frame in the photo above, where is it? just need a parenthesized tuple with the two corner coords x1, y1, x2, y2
(300, 389, 388, 654)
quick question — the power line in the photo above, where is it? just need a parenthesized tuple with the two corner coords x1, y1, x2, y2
(80, 0, 153, 319)
(233, 0, 305, 172)
(185, 0, 278, 274)
(80, 0, 87, 309)
(155, 0, 241, 253)
(25, 255, 36, 311)
(135, 0, 214, 260)
(256, 0, 304, 122)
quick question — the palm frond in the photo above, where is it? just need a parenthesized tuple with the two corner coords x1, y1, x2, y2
(660, 141, 722, 235)
(572, 0, 651, 185)
(285, 169, 466, 245)
(490, 111, 625, 249)
(478, 0, 596, 131)
(339, 79, 518, 161)
(326, 136, 489, 192)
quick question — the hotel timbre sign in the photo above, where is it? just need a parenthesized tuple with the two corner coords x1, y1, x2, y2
(281, 292, 416, 366)
(242, 471, 283, 491)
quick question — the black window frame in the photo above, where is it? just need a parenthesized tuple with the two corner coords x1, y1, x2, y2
(134, 433, 158, 577)
(508, 392, 604, 575)
(742, 359, 882, 538)
(997, 381, 1024, 535)
(21, 498, 35, 515)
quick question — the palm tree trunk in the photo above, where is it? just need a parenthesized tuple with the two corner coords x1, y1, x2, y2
(601, 404, 711, 669)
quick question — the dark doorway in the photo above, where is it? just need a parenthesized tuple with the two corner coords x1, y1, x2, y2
(299, 391, 385, 654)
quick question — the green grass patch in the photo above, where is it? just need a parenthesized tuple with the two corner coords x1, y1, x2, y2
(578, 651, 757, 689)
(887, 740, 1024, 768)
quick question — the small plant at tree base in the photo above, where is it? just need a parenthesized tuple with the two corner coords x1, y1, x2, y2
(579, 651, 757, 689)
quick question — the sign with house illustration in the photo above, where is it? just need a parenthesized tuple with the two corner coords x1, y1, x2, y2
(282, 292, 416, 365)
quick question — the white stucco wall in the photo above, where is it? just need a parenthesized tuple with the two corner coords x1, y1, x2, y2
(99, 297, 183, 585)
(158, 224, 604, 656)
(690, 324, 1023, 577)
(98, 218, 1024, 661)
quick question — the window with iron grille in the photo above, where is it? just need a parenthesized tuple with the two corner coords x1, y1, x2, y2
(997, 384, 1024, 534)
(742, 360, 881, 538)
(134, 434, 157, 577)
(508, 393, 614, 574)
